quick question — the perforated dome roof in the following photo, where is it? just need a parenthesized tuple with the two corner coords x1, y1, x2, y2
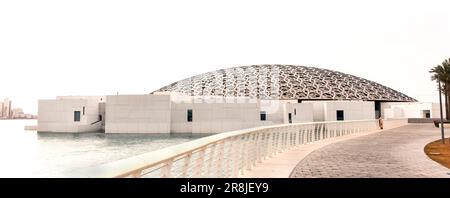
(153, 64, 416, 102)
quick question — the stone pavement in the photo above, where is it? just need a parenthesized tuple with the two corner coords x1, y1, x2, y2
(290, 124, 450, 178)
(242, 127, 388, 178)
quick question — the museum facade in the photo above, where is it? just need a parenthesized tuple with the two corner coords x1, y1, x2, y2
(37, 65, 440, 133)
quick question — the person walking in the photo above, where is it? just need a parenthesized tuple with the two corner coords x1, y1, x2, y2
(378, 115, 384, 130)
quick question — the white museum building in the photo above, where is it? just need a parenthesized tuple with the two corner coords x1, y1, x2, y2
(37, 65, 442, 133)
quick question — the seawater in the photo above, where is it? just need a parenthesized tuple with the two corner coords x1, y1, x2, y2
(0, 120, 211, 177)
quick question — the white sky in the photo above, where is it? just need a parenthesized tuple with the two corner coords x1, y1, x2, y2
(1, 0, 449, 114)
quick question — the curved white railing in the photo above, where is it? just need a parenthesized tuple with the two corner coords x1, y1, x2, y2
(69, 119, 407, 178)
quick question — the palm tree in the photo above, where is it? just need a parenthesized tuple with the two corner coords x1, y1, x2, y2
(430, 59, 450, 144)
(442, 59, 450, 119)
(430, 58, 450, 120)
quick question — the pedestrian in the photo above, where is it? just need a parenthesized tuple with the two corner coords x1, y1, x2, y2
(378, 115, 384, 130)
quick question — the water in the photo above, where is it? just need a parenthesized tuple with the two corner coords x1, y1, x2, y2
(0, 120, 211, 177)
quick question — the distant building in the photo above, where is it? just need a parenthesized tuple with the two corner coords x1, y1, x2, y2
(0, 98, 36, 119)
(0, 98, 12, 119)
(11, 108, 25, 119)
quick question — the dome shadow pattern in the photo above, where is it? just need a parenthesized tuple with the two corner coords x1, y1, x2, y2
(153, 64, 416, 102)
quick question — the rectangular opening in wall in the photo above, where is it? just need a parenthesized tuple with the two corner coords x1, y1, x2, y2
(422, 110, 431, 118)
(288, 113, 292, 123)
(294, 108, 297, 115)
(187, 109, 193, 122)
(260, 111, 266, 121)
(74, 111, 81, 122)
(336, 110, 344, 121)
(83, 106, 85, 115)
(375, 101, 381, 118)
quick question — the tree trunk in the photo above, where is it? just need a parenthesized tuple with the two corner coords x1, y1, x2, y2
(446, 85, 450, 120)
(445, 91, 449, 120)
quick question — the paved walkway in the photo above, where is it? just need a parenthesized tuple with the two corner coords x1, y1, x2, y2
(289, 124, 450, 178)
(241, 128, 386, 178)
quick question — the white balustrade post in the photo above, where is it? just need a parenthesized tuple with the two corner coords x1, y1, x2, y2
(225, 139, 232, 178)
(216, 141, 224, 177)
(232, 136, 241, 178)
(343, 122, 347, 136)
(301, 127, 305, 144)
(349, 122, 352, 134)
(246, 134, 253, 171)
(181, 153, 192, 178)
(292, 126, 296, 147)
(271, 130, 277, 156)
(283, 130, 288, 150)
(259, 132, 266, 162)
(312, 124, 316, 142)
(319, 124, 322, 140)
(277, 130, 282, 153)
(279, 130, 284, 151)
(306, 126, 309, 143)
(206, 144, 216, 177)
(312, 124, 316, 141)
(333, 123, 336, 137)
(313, 124, 316, 141)
(288, 128, 292, 148)
(254, 132, 261, 164)
(319, 123, 323, 140)
(240, 134, 249, 175)
(161, 159, 174, 178)
(264, 131, 270, 159)
(318, 124, 321, 141)
(194, 148, 206, 177)
(306, 125, 310, 142)
(250, 133, 256, 166)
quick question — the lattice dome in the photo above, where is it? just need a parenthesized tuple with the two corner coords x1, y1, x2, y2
(153, 64, 416, 102)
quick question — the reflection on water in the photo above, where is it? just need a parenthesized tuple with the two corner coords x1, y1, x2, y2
(0, 120, 211, 177)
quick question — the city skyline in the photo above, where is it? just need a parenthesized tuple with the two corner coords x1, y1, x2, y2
(1, 0, 450, 114)
(0, 98, 36, 119)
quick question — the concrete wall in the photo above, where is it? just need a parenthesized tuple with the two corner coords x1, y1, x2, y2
(192, 97, 259, 133)
(37, 97, 103, 132)
(105, 95, 171, 133)
(285, 102, 314, 123)
(381, 102, 444, 119)
(99, 102, 106, 127)
(171, 95, 259, 133)
(303, 101, 327, 122)
(106, 94, 260, 134)
(323, 101, 374, 121)
(302, 100, 374, 121)
(170, 95, 193, 133)
(431, 103, 443, 118)
(260, 100, 284, 125)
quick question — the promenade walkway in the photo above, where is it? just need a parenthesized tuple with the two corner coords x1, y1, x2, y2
(243, 124, 450, 178)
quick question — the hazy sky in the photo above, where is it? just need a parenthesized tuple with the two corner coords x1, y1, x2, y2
(1, 0, 449, 114)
